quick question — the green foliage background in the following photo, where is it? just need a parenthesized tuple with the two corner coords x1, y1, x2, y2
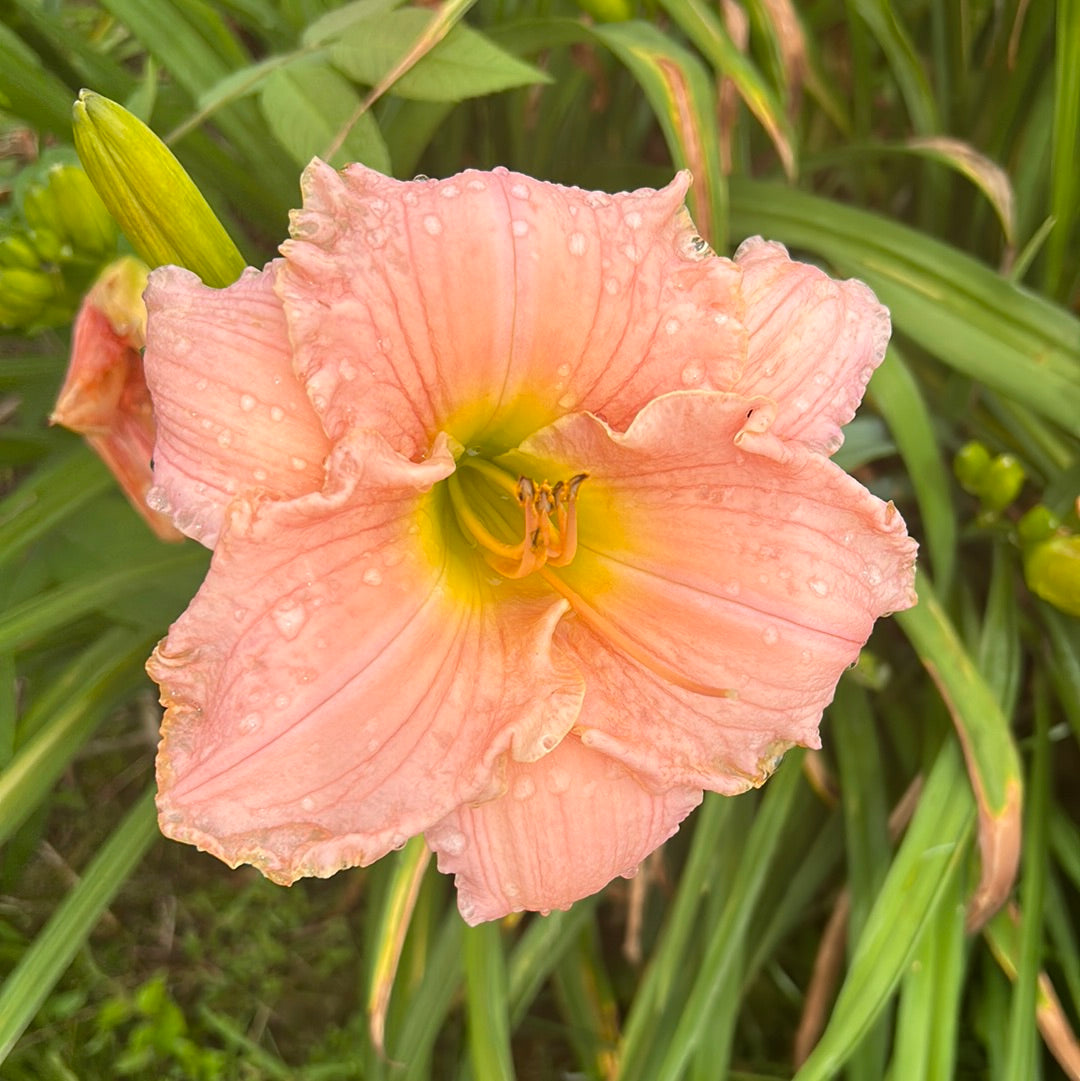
(1, 0, 1079, 1078)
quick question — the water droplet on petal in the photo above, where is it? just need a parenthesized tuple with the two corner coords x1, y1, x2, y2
(217, 429, 233, 448)
(762, 625, 779, 645)
(620, 865, 640, 880)
(440, 183, 460, 198)
(813, 371, 830, 387)
(665, 318, 680, 335)
(301, 796, 315, 812)
(240, 393, 256, 412)
(422, 214, 443, 236)
(200, 417, 213, 431)
(362, 567, 383, 586)
(512, 776, 536, 801)
(681, 361, 704, 386)
(274, 693, 291, 709)
(808, 578, 829, 596)
(556, 362, 571, 377)
(604, 278, 621, 296)
(624, 210, 642, 229)
(723, 578, 741, 596)
(440, 829, 467, 855)
(272, 601, 307, 640)
(546, 768, 571, 794)
(511, 219, 529, 237)
(467, 178, 487, 192)
(567, 231, 587, 256)
(391, 833, 408, 851)
(195, 378, 208, 391)
(253, 468, 268, 482)
(146, 485, 170, 512)
(291, 456, 307, 471)
(510, 183, 529, 200)
(239, 713, 261, 733)
(270, 406, 285, 422)
(863, 564, 883, 586)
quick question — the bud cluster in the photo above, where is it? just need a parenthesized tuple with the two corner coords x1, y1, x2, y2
(0, 160, 118, 330)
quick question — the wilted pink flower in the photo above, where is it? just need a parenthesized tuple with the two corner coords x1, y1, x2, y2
(144, 162, 916, 924)
(52, 256, 182, 542)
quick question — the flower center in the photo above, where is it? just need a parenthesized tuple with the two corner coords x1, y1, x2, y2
(446, 456, 588, 580)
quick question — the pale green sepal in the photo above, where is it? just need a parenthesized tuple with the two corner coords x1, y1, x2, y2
(72, 90, 246, 288)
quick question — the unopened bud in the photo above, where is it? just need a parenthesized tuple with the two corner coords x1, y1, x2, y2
(1024, 535, 1080, 618)
(72, 90, 245, 287)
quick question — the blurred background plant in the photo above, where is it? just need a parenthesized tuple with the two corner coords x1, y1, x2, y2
(1, 0, 1078, 1078)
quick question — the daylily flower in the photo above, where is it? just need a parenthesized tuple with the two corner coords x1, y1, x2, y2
(51, 256, 182, 542)
(143, 162, 916, 923)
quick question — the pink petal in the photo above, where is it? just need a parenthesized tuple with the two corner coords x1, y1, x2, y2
(52, 261, 182, 542)
(277, 161, 746, 456)
(143, 265, 331, 546)
(150, 430, 585, 885)
(732, 237, 891, 455)
(427, 733, 701, 924)
(513, 392, 916, 733)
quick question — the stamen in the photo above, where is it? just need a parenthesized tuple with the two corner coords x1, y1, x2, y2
(448, 462, 588, 580)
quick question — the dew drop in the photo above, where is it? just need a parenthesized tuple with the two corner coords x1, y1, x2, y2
(467, 178, 487, 192)
(510, 183, 529, 200)
(512, 776, 536, 801)
(274, 693, 291, 710)
(681, 361, 704, 386)
(793, 397, 810, 413)
(808, 578, 829, 597)
(200, 417, 213, 431)
(301, 796, 315, 812)
(340, 358, 358, 381)
(233, 607, 247, 623)
(440, 183, 460, 198)
(272, 601, 307, 640)
(362, 567, 383, 586)
(620, 865, 640, 880)
(511, 219, 529, 237)
(723, 578, 741, 596)
(391, 833, 408, 851)
(270, 406, 285, 422)
(557, 392, 577, 410)
(195, 377, 208, 391)
(762, 625, 779, 645)
(547, 767, 571, 794)
(290, 456, 307, 471)
(604, 277, 621, 296)
(239, 393, 256, 412)
(440, 829, 467, 855)
(624, 210, 642, 229)
(556, 362, 571, 377)
(239, 713, 261, 733)
(863, 564, 883, 586)
(665, 318, 680, 335)
(567, 231, 587, 256)
(217, 429, 233, 448)
(422, 214, 443, 236)
(812, 371, 830, 387)
(253, 468, 268, 482)
(146, 485, 170, 512)
(402, 191, 419, 206)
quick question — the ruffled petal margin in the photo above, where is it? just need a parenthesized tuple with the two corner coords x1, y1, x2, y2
(150, 430, 584, 884)
(426, 733, 701, 924)
(510, 392, 916, 785)
(278, 161, 747, 455)
(731, 237, 891, 456)
(143, 265, 331, 546)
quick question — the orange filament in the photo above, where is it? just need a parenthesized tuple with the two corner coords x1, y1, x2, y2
(447, 462, 588, 580)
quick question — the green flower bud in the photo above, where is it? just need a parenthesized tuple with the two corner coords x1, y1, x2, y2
(47, 163, 118, 256)
(0, 267, 57, 327)
(0, 233, 41, 269)
(25, 227, 67, 264)
(980, 454, 1025, 513)
(21, 181, 64, 234)
(954, 441, 991, 494)
(1024, 535, 1080, 618)
(72, 90, 245, 287)
(1017, 505, 1060, 546)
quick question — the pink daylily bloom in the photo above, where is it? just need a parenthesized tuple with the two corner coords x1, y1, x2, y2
(52, 256, 182, 542)
(144, 162, 916, 924)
